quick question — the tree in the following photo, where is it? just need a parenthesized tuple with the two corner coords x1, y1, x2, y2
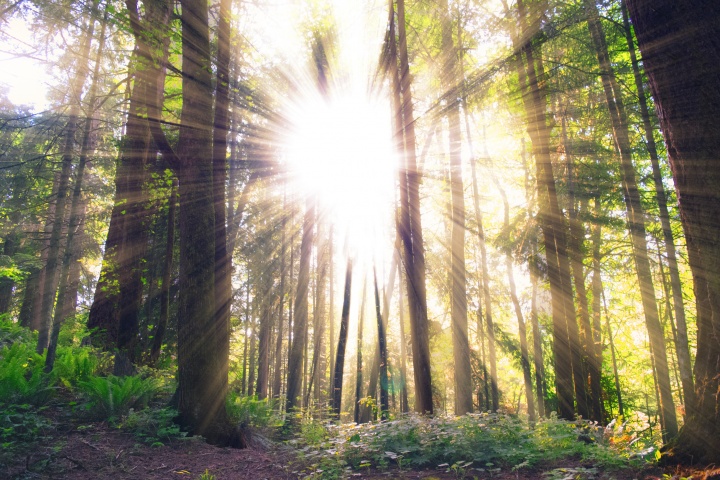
(439, 0, 473, 416)
(626, 0, 720, 463)
(584, 0, 677, 438)
(391, 0, 434, 414)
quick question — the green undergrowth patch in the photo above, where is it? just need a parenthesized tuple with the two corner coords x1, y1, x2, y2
(293, 413, 653, 479)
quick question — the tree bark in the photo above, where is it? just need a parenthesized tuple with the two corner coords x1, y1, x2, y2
(626, 0, 720, 462)
(620, 0, 694, 411)
(331, 259, 353, 418)
(390, 0, 433, 414)
(512, 0, 577, 420)
(373, 266, 390, 419)
(286, 199, 314, 413)
(438, 0, 473, 416)
(354, 279, 366, 424)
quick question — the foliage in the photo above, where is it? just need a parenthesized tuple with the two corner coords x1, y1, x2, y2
(226, 392, 282, 428)
(77, 374, 160, 419)
(295, 414, 647, 478)
(52, 345, 106, 389)
(120, 406, 186, 446)
(0, 316, 34, 349)
(0, 404, 54, 460)
(0, 342, 54, 406)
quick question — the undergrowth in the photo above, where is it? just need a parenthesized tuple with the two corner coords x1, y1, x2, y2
(293, 413, 653, 478)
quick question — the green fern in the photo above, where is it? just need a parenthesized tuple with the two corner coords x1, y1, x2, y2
(0, 343, 54, 406)
(78, 374, 159, 419)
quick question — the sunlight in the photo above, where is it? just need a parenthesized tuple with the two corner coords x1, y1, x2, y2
(283, 88, 397, 264)
(0, 18, 50, 108)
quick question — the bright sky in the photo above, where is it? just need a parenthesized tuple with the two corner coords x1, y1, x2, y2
(0, 17, 51, 109)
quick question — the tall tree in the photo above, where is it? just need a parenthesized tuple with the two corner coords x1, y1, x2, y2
(626, 0, 720, 463)
(212, 0, 233, 405)
(286, 199, 314, 412)
(510, 0, 578, 420)
(584, 0, 677, 439)
(37, 0, 99, 354)
(331, 258, 352, 418)
(439, 0, 473, 415)
(619, 0, 694, 410)
(391, 0, 434, 414)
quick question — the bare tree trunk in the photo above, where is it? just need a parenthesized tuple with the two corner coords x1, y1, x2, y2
(212, 0, 232, 406)
(438, 0, 473, 416)
(397, 257, 410, 413)
(393, 0, 433, 414)
(512, 0, 577, 420)
(561, 113, 594, 421)
(331, 259, 353, 418)
(354, 279, 366, 424)
(373, 266, 390, 419)
(589, 196, 604, 422)
(286, 199, 314, 413)
(494, 177, 535, 421)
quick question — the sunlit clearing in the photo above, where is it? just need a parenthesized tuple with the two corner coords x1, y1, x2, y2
(283, 89, 397, 265)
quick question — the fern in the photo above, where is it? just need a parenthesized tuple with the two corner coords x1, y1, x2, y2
(78, 374, 159, 419)
(0, 343, 54, 406)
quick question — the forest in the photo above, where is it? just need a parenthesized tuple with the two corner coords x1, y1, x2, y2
(0, 0, 719, 478)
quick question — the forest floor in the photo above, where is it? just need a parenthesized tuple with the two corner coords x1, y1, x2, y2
(3, 405, 720, 480)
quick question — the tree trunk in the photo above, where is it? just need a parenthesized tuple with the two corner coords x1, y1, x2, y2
(589, 196, 604, 422)
(620, 0, 694, 410)
(392, 0, 433, 414)
(149, 180, 176, 366)
(46, 8, 108, 372)
(397, 257, 410, 413)
(626, 0, 720, 462)
(255, 285, 272, 400)
(561, 113, 594, 421)
(354, 279, 366, 424)
(495, 178, 536, 421)
(373, 266, 390, 419)
(272, 205, 288, 399)
(212, 0, 232, 407)
(286, 199, 314, 413)
(584, 0, 677, 439)
(359, 245, 398, 423)
(437, 0, 473, 416)
(173, 0, 240, 446)
(37, 0, 99, 354)
(331, 259, 353, 418)
(512, 0, 577, 420)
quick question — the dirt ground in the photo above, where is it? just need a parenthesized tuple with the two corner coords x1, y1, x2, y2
(4, 416, 720, 479)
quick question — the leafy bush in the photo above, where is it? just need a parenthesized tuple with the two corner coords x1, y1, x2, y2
(78, 374, 160, 419)
(226, 392, 281, 428)
(0, 316, 34, 350)
(0, 342, 54, 406)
